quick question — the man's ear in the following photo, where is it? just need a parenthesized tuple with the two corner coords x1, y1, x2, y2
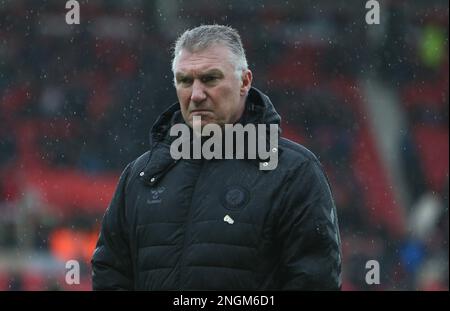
(240, 69, 253, 96)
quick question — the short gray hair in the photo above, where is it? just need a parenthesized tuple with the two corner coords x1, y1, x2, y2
(171, 24, 248, 76)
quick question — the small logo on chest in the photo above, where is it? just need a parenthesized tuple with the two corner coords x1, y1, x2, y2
(221, 185, 250, 210)
(147, 186, 166, 204)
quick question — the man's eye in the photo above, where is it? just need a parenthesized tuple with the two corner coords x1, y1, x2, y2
(178, 78, 192, 85)
(201, 76, 217, 83)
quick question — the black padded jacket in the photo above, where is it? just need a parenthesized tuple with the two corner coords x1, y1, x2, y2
(91, 87, 342, 290)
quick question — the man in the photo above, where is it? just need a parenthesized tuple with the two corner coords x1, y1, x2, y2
(91, 25, 342, 290)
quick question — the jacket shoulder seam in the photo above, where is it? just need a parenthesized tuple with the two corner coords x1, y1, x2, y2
(279, 137, 319, 164)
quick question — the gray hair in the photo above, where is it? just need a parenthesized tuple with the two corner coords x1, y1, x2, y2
(171, 25, 248, 77)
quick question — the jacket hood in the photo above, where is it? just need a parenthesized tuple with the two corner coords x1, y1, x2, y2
(149, 87, 282, 145)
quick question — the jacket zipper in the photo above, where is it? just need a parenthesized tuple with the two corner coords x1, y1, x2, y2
(177, 159, 205, 289)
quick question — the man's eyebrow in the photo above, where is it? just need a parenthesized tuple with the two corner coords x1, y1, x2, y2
(175, 69, 224, 79)
(201, 69, 224, 76)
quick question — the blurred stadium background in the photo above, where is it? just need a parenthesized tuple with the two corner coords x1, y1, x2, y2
(0, 0, 448, 290)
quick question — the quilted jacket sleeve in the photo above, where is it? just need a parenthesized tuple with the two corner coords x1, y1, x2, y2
(91, 162, 134, 290)
(275, 159, 342, 290)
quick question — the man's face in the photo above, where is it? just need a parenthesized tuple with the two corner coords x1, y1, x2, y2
(174, 44, 252, 128)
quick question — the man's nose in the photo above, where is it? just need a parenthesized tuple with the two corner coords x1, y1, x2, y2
(190, 80, 207, 104)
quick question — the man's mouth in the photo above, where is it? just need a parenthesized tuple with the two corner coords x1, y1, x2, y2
(190, 110, 212, 115)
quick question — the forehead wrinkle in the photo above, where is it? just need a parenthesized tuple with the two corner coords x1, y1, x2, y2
(175, 47, 235, 76)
